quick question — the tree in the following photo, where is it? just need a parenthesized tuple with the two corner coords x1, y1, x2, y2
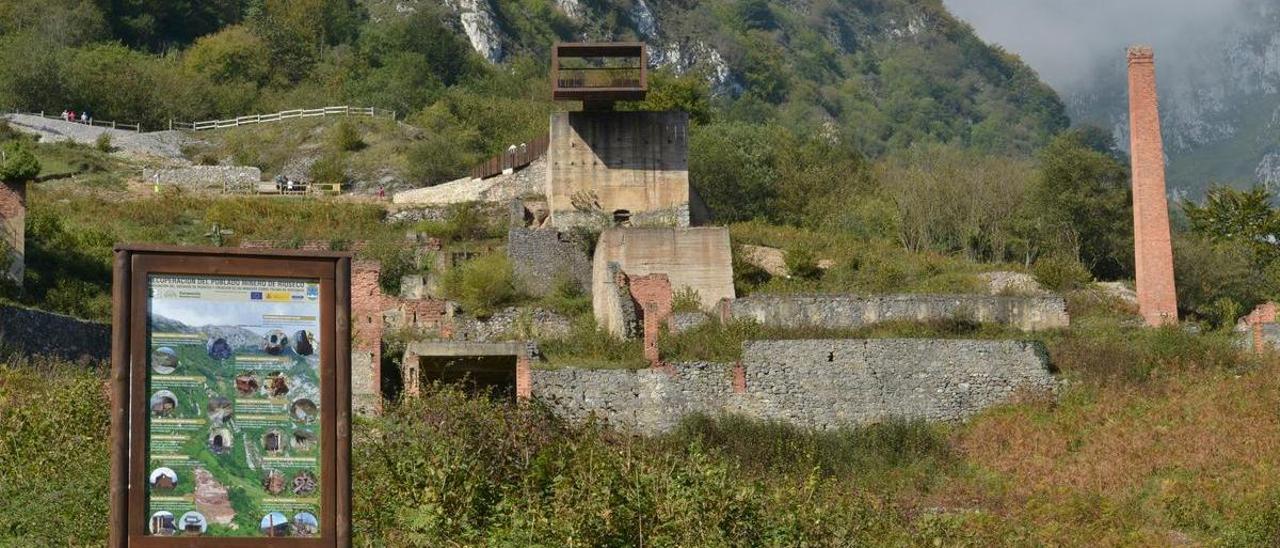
(183, 25, 272, 85)
(1029, 129, 1132, 279)
(879, 143, 1034, 262)
(0, 141, 40, 183)
(1183, 185, 1280, 263)
(619, 69, 712, 125)
(689, 122, 780, 223)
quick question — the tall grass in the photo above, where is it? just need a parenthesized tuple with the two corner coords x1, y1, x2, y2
(3, 345, 1280, 545)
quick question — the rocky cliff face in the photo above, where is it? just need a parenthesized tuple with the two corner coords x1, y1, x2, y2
(1067, 0, 1280, 196)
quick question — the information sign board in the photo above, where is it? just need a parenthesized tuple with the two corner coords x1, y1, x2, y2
(110, 245, 351, 548)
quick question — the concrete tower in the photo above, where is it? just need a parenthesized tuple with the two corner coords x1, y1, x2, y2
(1127, 46, 1178, 326)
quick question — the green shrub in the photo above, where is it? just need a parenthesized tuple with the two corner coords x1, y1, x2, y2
(415, 202, 502, 242)
(672, 286, 703, 313)
(1033, 255, 1093, 292)
(538, 277, 591, 317)
(785, 246, 824, 281)
(329, 120, 365, 152)
(94, 132, 112, 153)
(538, 315, 646, 368)
(443, 253, 520, 318)
(1049, 316, 1255, 385)
(309, 152, 347, 185)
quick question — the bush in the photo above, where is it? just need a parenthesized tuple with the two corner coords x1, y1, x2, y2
(94, 132, 112, 153)
(443, 253, 520, 318)
(1049, 316, 1255, 385)
(308, 152, 346, 185)
(671, 286, 703, 313)
(329, 120, 365, 152)
(1033, 255, 1093, 292)
(785, 247, 824, 281)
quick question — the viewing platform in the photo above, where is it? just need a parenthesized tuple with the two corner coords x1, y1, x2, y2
(552, 42, 648, 108)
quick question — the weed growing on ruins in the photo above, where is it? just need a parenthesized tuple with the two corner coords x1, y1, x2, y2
(442, 253, 521, 318)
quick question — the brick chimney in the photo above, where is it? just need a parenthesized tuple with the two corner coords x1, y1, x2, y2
(1127, 46, 1178, 326)
(0, 179, 24, 285)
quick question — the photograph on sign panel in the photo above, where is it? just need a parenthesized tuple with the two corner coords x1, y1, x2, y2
(144, 274, 322, 537)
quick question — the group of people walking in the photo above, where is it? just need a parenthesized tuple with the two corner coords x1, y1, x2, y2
(60, 110, 91, 124)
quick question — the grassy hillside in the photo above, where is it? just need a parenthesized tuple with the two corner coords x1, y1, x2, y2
(4, 301, 1279, 545)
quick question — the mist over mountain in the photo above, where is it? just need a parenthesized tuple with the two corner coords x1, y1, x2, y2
(946, 0, 1280, 198)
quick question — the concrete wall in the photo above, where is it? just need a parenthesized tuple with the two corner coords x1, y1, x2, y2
(592, 227, 734, 337)
(727, 294, 1069, 332)
(531, 338, 1056, 433)
(546, 111, 689, 228)
(507, 228, 592, 296)
(0, 304, 109, 363)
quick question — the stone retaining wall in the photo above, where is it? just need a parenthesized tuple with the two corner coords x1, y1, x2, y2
(532, 338, 1056, 433)
(507, 228, 592, 296)
(0, 305, 109, 363)
(726, 294, 1069, 332)
(143, 166, 262, 190)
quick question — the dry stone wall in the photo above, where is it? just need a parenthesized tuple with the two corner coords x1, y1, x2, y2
(0, 305, 109, 363)
(143, 166, 261, 191)
(507, 228, 592, 296)
(727, 294, 1069, 332)
(532, 338, 1056, 433)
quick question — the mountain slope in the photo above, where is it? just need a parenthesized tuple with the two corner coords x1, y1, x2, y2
(1066, 0, 1280, 198)
(377, 0, 1069, 156)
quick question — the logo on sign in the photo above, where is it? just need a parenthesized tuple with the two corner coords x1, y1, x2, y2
(306, 285, 319, 301)
(250, 291, 263, 300)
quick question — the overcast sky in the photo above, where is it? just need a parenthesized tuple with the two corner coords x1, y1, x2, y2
(942, 0, 1247, 91)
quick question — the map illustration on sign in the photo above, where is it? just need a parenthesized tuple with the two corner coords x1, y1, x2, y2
(145, 275, 322, 537)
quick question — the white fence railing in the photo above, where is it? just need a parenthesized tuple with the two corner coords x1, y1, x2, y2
(177, 106, 396, 131)
(8, 109, 142, 132)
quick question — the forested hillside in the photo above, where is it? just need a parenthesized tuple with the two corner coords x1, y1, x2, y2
(0, 0, 1066, 176)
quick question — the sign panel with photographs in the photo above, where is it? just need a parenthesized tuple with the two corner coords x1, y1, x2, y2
(144, 275, 323, 538)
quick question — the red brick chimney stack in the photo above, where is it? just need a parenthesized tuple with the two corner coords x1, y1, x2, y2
(1127, 46, 1178, 326)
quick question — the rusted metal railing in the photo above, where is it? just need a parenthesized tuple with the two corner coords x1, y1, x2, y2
(470, 134, 549, 180)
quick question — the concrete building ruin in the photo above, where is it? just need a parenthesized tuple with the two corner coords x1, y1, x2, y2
(592, 227, 735, 338)
(1127, 46, 1179, 326)
(545, 43, 693, 229)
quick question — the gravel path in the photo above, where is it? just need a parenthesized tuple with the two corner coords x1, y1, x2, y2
(3, 114, 194, 160)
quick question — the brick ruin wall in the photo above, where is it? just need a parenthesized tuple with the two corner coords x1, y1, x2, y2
(532, 339, 1057, 433)
(726, 294, 1070, 332)
(0, 304, 109, 363)
(0, 180, 24, 283)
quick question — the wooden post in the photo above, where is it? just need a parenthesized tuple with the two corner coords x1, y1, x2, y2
(108, 250, 130, 548)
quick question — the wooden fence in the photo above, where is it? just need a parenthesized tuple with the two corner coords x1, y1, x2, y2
(8, 110, 142, 132)
(178, 106, 396, 131)
(471, 134, 550, 180)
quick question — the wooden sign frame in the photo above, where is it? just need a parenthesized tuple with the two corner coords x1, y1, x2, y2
(110, 245, 352, 547)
